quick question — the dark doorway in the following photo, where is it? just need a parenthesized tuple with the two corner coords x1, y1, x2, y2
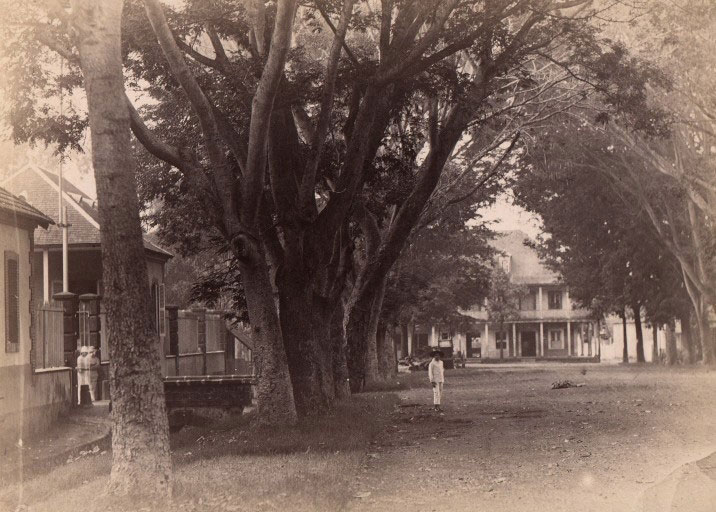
(521, 331, 537, 357)
(466, 333, 481, 358)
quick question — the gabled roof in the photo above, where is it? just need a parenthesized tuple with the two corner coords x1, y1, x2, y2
(491, 230, 560, 285)
(1, 163, 172, 259)
(0, 186, 53, 229)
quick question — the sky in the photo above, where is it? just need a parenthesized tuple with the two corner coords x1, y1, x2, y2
(480, 193, 542, 239)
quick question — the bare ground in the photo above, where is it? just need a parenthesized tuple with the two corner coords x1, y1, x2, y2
(345, 364, 716, 512)
(1, 365, 714, 512)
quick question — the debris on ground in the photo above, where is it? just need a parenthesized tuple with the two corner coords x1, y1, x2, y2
(551, 380, 586, 389)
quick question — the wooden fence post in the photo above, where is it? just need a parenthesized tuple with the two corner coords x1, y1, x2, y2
(53, 291, 78, 405)
(194, 308, 207, 375)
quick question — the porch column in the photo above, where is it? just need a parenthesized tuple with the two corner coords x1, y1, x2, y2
(42, 249, 50, 303)
(512, 323, 517, 358)
(567, 321, 572, 356)
(539, 322, 544, 357)
(484, 323, 489, 357)
(407, 323, 413, 356)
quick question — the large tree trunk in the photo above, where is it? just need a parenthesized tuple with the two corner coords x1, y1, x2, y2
(312, 295, 336, 405)
(345, 99, 481, 390)
(622, 309, 629, 364)
(632, 303, 646, 363)
(71, 0, 171, 495)
(238, 254, 297, 426)
(679, 313, 697, 363)
(400, 323, 409, 359)
(331, 300, 351, 399)
(276, 267, 330, 415)
(345, 293, 375, 392)
(695, 305, 714, 365)
(665, 320, 678, 365)
(364, 275, 388, 386)
(377, 323, 397, 380)
(651, 324, 659, 364)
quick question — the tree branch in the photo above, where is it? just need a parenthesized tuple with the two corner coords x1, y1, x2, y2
(300, 0, 357, 215)
(241, 0, 298, 226)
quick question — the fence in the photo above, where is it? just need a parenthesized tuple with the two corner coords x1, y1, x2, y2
(35, 305, 65, 369)
(43, 300, 253, 377)
(163, 308, 253, 377)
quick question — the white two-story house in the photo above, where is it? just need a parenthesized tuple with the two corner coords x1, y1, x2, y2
(427, 231, 599, 361)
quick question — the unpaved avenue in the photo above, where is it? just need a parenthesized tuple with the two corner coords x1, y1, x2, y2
(344, 365, 716, 512)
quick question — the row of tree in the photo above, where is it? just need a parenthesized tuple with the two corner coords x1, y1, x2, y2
(512, 0, 716, 365)
(0, 0, 676, 497)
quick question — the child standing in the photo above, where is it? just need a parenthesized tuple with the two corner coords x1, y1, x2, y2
(428, 350, 445, 412)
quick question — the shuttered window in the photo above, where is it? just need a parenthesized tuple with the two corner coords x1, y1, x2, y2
(5, 251, 20, 353)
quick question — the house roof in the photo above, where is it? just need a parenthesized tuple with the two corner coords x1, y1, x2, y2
(1, 163, 172, 259)
(491, 230, 560, 285)
(0, 186, 53, 229)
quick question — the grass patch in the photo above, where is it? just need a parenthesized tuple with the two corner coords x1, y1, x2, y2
(2, 392, 399, 512)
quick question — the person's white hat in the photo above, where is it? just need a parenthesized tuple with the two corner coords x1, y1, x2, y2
(80, 346, 89, 354)
(88, 346, 96, 352)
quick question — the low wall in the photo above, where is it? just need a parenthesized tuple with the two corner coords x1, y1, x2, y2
(0, 364, 72, 449)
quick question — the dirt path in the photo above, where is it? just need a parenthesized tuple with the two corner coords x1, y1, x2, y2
(345, 365, 716, 512)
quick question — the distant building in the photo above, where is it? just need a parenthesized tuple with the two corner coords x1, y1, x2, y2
(401, 231, 600, 361)
(0, 186, 70, 447)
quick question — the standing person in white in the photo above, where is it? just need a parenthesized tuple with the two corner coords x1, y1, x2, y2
(87, 346, 100, 401)
(428, 350, 445, 412)
(76, 346, 91, 404)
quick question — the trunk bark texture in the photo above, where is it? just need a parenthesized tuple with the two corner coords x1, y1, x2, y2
(400, 323, 409, 358)
(696, 307, 714, 365)
(377, 324, 397, 380)
(331, 300, 351, 399)
(651, 325, 659, 364)
(71, 0, 172, 495)
(345, 297, 374, 392)
(665, 320, 679, 365)
(679, 313, 697, 363)
(312, 295, 337, 404)
(632, 304, 646, 363)
(364, 275, 388, 386)
(277, 267, 330, 415)
(622, 310, 629, 364)
(238, 255, 297, 426)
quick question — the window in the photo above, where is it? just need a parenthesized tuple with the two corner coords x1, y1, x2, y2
(548, 329, 564, 350)
(520, 290, 537, 311)
(158, 283, 166, 336)
(440, 331, 451, 341)
(548, 290, 562, 310)
(151, 281, 166, 336)
(5, 251, 20, 353)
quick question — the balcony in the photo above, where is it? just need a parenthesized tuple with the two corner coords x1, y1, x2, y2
(461, 307, 592, 323)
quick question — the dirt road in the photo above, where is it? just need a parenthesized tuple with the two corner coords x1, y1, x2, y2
(345, 365, 716, 512)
